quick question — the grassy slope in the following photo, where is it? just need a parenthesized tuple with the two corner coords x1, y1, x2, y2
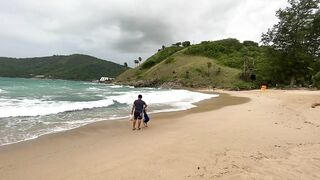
(0, 54, 128, 81)
(116, 38, 266, 89)
(117, 50, 247, 89)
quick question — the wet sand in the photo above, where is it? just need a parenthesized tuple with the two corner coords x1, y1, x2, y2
(0, 90, 319, 180)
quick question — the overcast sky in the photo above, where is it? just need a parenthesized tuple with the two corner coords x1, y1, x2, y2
(0, 0, 288, 66)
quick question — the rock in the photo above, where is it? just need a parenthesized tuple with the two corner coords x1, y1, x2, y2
(159, 82, 183, 89)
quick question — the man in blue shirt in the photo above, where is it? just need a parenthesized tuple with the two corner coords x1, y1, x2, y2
(131, 94, 147, 130)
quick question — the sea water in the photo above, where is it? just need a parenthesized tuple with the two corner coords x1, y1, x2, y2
(0, 77, 218, 146)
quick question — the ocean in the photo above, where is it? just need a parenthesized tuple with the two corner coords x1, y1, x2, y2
(0, 77, 218, 146)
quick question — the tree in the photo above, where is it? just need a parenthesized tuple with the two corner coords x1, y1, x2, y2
(162, 45, 166, 50)
(307, 9, 320, 57)
(243, 40, 258, 47)
(124, 62, 128, 67)
(172, 42, 182, 47)
(207, 62, 212, 76)
(138, 57, 142, 64)
(261, 0, 320, 86)
(312, 71, 320, 88)
(134, 60, 139, 67)
(182, 41, 191, 47)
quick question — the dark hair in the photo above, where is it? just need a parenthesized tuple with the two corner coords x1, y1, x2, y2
(138, 94, 142, 98)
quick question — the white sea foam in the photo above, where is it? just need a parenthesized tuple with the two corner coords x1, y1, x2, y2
(0, 89, 7, 93)
(0, 89, 217, 118)
(113, 89, 217, 109)
(0, 117, 114, 146)
(0, 134, 39, 146)
(0, 98, 115, 118)
(109, 84, 134, 89)
(86, 87, 100, 91)
(109, 85, 123, 88)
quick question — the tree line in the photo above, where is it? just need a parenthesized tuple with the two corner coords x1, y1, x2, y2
(261, 0, 319, 88)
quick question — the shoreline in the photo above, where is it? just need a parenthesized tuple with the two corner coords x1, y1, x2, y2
(0, 90, 221, 148)
(1, 89, 319, 179)
(0, 91, 244, 149)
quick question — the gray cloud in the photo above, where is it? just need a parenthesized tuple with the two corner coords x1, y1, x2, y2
(0, 0, 288, 66)
(113, 15, 174, 53)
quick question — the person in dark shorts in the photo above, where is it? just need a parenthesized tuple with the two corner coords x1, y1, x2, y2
(131, 94, 147, 130)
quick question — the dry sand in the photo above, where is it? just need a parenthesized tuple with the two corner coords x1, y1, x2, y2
(0, 90, 320, 180)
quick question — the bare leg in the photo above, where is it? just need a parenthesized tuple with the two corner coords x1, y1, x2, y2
(137, 120, 141, 130)
(132, 120, 137, 130)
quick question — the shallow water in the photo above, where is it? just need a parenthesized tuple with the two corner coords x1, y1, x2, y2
(0, 77, 217, 145)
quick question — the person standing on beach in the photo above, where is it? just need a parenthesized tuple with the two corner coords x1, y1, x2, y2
(131, 94, 147, 130)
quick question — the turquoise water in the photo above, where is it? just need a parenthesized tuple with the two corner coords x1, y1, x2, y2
(0, 77, 217, 146)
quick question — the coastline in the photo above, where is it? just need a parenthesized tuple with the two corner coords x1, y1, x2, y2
(1, 89, 320, 179)
(0, 89, 219, 147)
(0, 78, 217, 146)
(0, 91, 233, 149)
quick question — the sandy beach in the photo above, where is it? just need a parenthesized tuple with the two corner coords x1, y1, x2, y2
(0, 89, 320, 180)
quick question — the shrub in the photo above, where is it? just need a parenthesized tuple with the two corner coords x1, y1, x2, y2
(164, 57, 175, 64)
(184, 38, 264, 70)
(312, 72, 320, 89)
(232, 82, 255, 90)
(141, 46, 183, 69)
(195, 68, 202, 73)
(182, 41, 191, 47)
(141, 60, 157, 69)
(216, 67, 221, 75)
(243, 40, 259, 47)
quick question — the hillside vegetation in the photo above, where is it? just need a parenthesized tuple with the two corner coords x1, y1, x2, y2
(184, 39, 264, 69)
(116, 39, 260, 89)
(141, 46, 184, 69)
(0, 54, 128, 81)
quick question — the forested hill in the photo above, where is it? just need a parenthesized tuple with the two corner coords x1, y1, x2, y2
(116, 39, 264, 89)
(0, 54, 128, 81)
(116, 37, 319, 89)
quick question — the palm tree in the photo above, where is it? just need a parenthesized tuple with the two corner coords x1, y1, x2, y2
(134, 60, 139, 67)
(138, 57, 142, 64)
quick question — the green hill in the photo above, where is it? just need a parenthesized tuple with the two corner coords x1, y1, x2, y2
(0, 54, 128, 81)
(116, 38, 266, 89)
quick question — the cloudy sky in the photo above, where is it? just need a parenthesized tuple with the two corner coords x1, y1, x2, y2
(0, 0, 288, 66)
